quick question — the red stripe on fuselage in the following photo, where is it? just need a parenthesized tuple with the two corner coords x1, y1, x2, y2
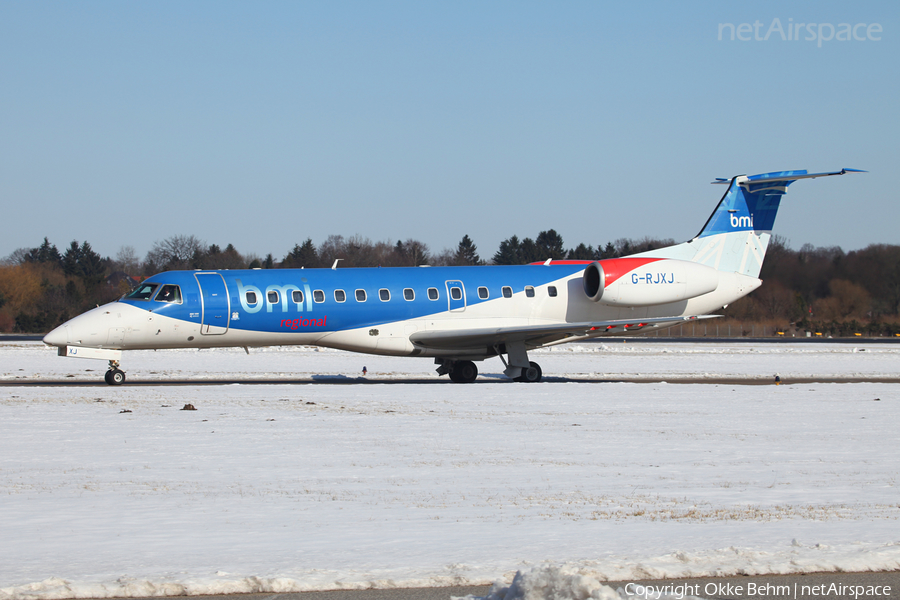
(528, 260, 595, 265)
(529, 257, 664, 286)
(598, 257, 663, 286)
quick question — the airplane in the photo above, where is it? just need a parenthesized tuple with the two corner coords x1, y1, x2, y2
(43, 168, 863, 385)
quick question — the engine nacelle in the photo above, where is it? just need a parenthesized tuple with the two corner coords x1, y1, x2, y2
(583, 258, 720, 307)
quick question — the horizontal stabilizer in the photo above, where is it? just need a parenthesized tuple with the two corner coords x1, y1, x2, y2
(711, 168, 866, 185)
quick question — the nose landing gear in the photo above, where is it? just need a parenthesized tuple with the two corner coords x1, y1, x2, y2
(105, 360, 126, 385)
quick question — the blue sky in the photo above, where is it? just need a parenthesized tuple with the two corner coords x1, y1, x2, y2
(1, 1, 896, 262)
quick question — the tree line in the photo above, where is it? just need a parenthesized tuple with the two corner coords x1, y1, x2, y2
(1, 232, 898, 335)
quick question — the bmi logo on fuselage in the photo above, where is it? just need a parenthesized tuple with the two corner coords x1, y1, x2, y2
(236, 279, 313, 314)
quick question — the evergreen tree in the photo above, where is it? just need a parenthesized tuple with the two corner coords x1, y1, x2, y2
(599, 241, 618, 259)
(62, 241, 82, 276)
(535, 229, 566, 261)
(567, 243, 595, 261)
(453, 235, 482, 266)
(77, 241, 105, 288)
(283, 238, 319, 268)
(493, 235, 522, 265)
(26, 238, 61, 265)
(519, 238, 539, 264)
(220, 243, 245, 269)
(65, 280, 82, 304)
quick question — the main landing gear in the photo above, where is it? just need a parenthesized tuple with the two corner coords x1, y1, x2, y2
(105, 360, 126, 386)
(436, 359, 478, 383)
(449, 360, 478, 383)
(435, 339, 544, 383)
(514, 361, 542, 383)
(496, 340, 543, 383)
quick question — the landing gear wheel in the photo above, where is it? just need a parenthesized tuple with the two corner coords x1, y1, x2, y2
(105, 369, 126, 386)
(449, 360, 478, 383)
(514, 361, 542, 383)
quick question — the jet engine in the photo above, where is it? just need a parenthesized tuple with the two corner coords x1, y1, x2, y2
(583, 258, 720, 307)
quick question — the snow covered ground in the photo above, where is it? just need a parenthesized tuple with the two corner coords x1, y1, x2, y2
(1, 341, 898, 599)
(2, 339, 899, 383)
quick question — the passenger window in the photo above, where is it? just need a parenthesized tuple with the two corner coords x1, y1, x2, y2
(267, 290, 279, 303)
(245, 291, 258, 305)
(427, 287, 439, 300)
(548, 286, 558, 297)
(156, 284, 182, 303)
(334, 289, 346, 302)
(450, 287, 462, 301)
(379, 288, 391, 301)
(126, 283, 157, 300)
(313, 290, 325, 303)
(292, 290, 304, 303)
(403, 288, 415, 301)
(478, 286, 488, 299)
(356, 289, 367, 302)
(502, 286, 512, 298)
(525, 286, 535, 298)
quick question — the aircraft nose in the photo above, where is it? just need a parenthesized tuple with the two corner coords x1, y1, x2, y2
(43, 325, 68, 347)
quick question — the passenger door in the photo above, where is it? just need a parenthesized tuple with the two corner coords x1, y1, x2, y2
(195, 273, 230, 335)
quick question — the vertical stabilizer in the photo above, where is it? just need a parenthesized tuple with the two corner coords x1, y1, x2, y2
(632, 169, 863, 278)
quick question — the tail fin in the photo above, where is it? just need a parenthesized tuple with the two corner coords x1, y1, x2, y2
(634, 168, 864, 277)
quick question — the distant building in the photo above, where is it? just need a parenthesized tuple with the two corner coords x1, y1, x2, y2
(106, 271, 141, 292)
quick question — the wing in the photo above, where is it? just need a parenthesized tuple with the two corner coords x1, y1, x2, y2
(409, 314, 721, 351)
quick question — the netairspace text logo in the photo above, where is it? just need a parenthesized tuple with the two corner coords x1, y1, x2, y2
(718, 18, 882, 47)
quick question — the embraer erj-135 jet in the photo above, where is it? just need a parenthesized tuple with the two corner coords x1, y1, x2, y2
(44, 168, 862, 385)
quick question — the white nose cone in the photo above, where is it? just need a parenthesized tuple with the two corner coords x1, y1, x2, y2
(43, 324, 68, 347)
(42, 303, 120, 348)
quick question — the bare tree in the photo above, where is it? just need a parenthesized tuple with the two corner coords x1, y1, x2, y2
(318, 234, 379, 268)
(813, 279, 871, 320)
(429, 247, 456, 266)
(1, 248, 31, 266)
(114, 246, 141, 274)
(145, 235, 205, 273)
(391, 239, 431, 266)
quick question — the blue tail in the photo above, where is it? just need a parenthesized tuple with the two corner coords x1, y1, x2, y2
(697, 170, 807, 238)
(635, 168, 864, 277)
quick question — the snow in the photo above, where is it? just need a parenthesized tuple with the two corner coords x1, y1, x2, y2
(3, 340, 899, 383)
(1, 341, 899, 600)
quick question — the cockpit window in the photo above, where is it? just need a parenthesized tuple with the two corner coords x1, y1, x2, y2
(126, 283, 158, 300)
(155, 285, 182, 304)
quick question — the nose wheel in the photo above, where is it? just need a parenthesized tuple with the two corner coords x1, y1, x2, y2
(105, 360, 126, 385)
